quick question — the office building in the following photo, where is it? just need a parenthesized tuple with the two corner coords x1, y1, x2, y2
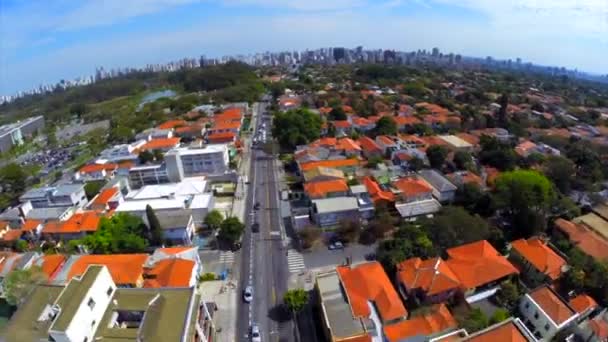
(128, 164, 170, 189)
(0, 116, 45, 153)
(165, 144, 229, 182)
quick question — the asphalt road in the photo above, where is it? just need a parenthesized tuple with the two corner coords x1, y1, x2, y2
(236, 102, 293, 342)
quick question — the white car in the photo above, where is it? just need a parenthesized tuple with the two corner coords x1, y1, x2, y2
(250, 324, 261, 342)
(243, 286, 253, 303)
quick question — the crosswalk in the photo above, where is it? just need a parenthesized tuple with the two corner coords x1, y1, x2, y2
(287, 250, 306, 274)
(219, 251, 235, 264)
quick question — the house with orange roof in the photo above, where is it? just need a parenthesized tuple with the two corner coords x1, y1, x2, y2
(394, 116, 421, 131)
(509, 237, 567, 285)
(317, 262, 408, 342)
(51, 253, 149, 287)
(376, 135, 398, 155)
(157, 119, 187, 130)
(396, 257, 461, 305)
(304, 179, 349, 200)
(174, 124, 204, 139)
(76, 162, 118, 181)
(445, 240, 519, 299)
(143, 258, 197, 288)
(456, 133, 480, 147)
(383, 304, 457, 342)
(331, 120, 352, 135)
(0, 228, 24, 246)
(553, 218, 608, 261)
(41, 210, 103, 241)
(88, 187, 123, 212)
(363, 176, 395, 205)
(299, 159, 360, 173)
(518, 285, 579, 340)
(463, 318, 536, 341)
(21, 219, 43, 238)
(138, 137, 181, 153)
(207, 120, 241, 135)
(206, 131, 236, 144)
(446, 171, 486, 189)
(392, 176, 441, 219)
(31, 253, 66, 281)
(351, 116, 375, 132)
(415, 103, 450, 116)
(569, 294, 598, 320)
(515, 140, 538, 157)
(358, 136, 383, 159)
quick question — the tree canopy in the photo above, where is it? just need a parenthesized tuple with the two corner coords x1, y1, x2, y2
(283, 288, 308, 313)
(426, 145, 449, 170)
(544, 156, 576, 194)
(272, 108, 322, 151)
(78, 213, 148, 254)
(218, 217, 245, 244)
(3, 266, 47, 306)
(478, 136, 517, 171)
(373, 116, 398, 136)
(146, 205, 163, 246)
(204, 209, 224, 229)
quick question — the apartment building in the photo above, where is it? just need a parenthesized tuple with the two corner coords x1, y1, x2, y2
(128, 164, 170, 189)
(20, 184, 87, 209)
(165, 144, 230, 182)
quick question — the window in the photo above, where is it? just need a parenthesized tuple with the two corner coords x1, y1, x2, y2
(87, 298, 96, 310)
(525, 303, 530, 309)
(544, 324, 550, 331)
(91, 320, 96, 327)
(107, 287, 113, 297)
(534, 312, 539, 320)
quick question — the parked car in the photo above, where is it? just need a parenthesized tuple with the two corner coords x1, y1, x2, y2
(243, 286, 253, 303)
(328, 241, 344, 250)
(253, 202, 261, 210)
(251, 222, 260, 233)
(250, 324, 261, 342)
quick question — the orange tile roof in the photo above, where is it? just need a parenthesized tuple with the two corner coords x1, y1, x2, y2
(337, 262, 407, 322)
(352, 116, 373, 126)
(511, 237, 566, 280)
(217, 107, 243, 119)
(554, 218, 608, 260)
(43, 211, 101, 234)
(310, 137, 337, 147)
(300, 159, 359, 172)
(394, 116, 421, 126)
(0, 221, 9, 230)
(397, 257, 460, 296)
(304, 179, 349, 199)
(363, 176, 395, 203)
(157, 119, 187, 130)
(376, 135, 395, 146)
(139, 137, 181, 151)
(1, 229, 22, 242)
(174, 125, 201, 134)
(332, 120, 351, 129)
(67, 254, 148, 285)
(39, 254, 66, 280)
(91, 187, 119, 207)
(515, 141, 537, 156)
(484, 166, 501, 186)
(319, 107, 332, 114)
(384, 304, 457, 342)
(422, 136, 449, 147)
(117, 161, 135, 170)
(456, 133, 480, 145)
(207, 132, 236, 143)
(393, 177, 433, 198)
(569, 294, 598, 314)
(358, 136, 382, 153)
(336, 138, 361, 151)
(589, 319, 608, 340)
(529, 286, 575, 325)
(447, 172, 485, 187)
(394, 151, 413, 161)
(143, 258, 195, 288)
(399, 134, 426, 146)
(211, 120, 241, 130)
(416, 102, 450, 116)
(21, 219, 41, 232)
(79, 163, 118, 174)
(466, 321, 528, 342)
(343, 105, 354, 113)
(156, 246, 195, 255)
(445, 240, 518, 289)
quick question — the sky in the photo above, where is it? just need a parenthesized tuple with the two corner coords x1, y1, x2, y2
(1, 0, 607, 95)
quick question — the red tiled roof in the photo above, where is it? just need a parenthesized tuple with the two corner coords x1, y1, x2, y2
(156, 246, 195, 255)
(332, 120, 351, 129)
(569, 294, 598, 314)
(39, 254, 66, 280)
(357, 136, 382, 153)
(377, 135, 395, 146)
(336, 138, 361, 151)
(207, 132, 236, 143)
(139, 137, 181, 151)
(157, 119, 187, 130)
(211, 120, 241, 130)
(21, 219, 41, 232)
(590, 319, 608, 340)
(91, 187, 119, 207)
(529, 286, 575, 325)
(515, 141, 537, 156)
(363, 176, 395, 203)
(215, 107, 243, 120)
(43, 211, 102, 234)
(397, 257, 460, 296)
(337, 262, 407, 322)
(394, 116, 421, 126)
(554, 218, 608, 260)
(1, 229, 22, 242)
(304, 179, 349, 199)
(79, 163, 118, 174)
(352, 116, 373, 127)
(466, 321, 528, 342)
(67, 254, 148, 285)
(456, 133, 480, 145)
(393, 177, 433, 198)
(384, 304, 457, 342)
(143, 258, 195, 288)
(300, 159, 359, 172)
(511, 237, 566, 280)
(445, 240, 518, 289)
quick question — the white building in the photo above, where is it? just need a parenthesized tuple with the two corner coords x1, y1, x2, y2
(99, 140, 146, 162)
(518, 286, 579, 341)
(165, 144, 230, 182)
(128, 164, 170, 189)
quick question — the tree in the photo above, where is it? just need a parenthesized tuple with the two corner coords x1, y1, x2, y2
(204, 209, 224, 230)
(377, 224, 435, 272)
(457, 308, 489, 334)
(284, 288, 308, 313)
(337, 219, 361, 243)
(423, 206, 492, 250)
(84, 180, 105, 200)
(490, 308, 510, 325)
(0, 163, 27, 195)
(3, 266, 47, 306)
(138, 150, 154, 164)
(426, 145, 449, 169)
(298, 227, 321, 250)
(153, 149, 164, 162)
(366, 155, 384, 169)
(146, 205, 163, 245)
(78, 213, 148, 254)
(494, 170, 556, 237)
(218, 217, 245, 244)
(272, 108, 323, 151)
(494, 280, 520, 309)
(408, 157, 425, 171)
(374, 116, 397, 136)
(455, 183, 494, 216)
(70, 102, 87, 118)
(497, 93, 509, 127)
(552, 196, 581, 219)
(566, 141, 603, 188)
(479, 136, 517, 171)
(544, 156, 576, 193)
(328, 106, 347, 121)
(453, 151, 473, 170)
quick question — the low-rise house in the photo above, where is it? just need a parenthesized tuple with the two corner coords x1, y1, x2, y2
(363, 176, 395, 206)
(137, 137, 181, 153)
(4, 264, 214, 342)
(20, 219, 44, 239)
(358, 136, 383, 159)
(471, 128, 511, 142)
(518, 286, 579, 340)
(553, 218, 608, 261)
(351, 116, 375, 132)
(75, 162, 117, 181)
(446, 171, 486, 189)
(445, 240, 519, 301)
(392, 176, 441, 220)
(299, 159, 360, 174)
(311, 197, 360, 228)
(439, 135, 474, 151)
(515, 141, 539, 158)
(304, 179, 350, 200)
(143, 258, 198, 288)
(463, 318, 537, 341)
(20, 184, 87, 209)
(88, 187, 122, 212)
(24, 206, 74, 222)
(384, 304, 457, 342)
(331, 120, 352, 136)
(155, 211, 195, 245)
(394, 116, 421, 131)
(418, 169, 457, 203)
(303, 166, 345, 183)
(350, 184, 375, 219)
(206, 131, 236, 144)
(376, 135, 398, 156)
(509, 237, 567, 286)
(145, 246, 202, 277)
(41, 210, 103, 241)
(50, 254, 149, 287)
(317, 262, 408, 342)
(396, 257, 461, 304)
(569, 294, 598, 321)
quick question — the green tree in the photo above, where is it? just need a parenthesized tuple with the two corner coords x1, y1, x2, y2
(298, 227, 321, 250)
(218, 217, 245, 244)
(490, 308, 510, 325)
(544, 156, 576, 193)
(552, 196, 581, 219)
(457, 308, 489, 334)
(146, 205, 163, 245)
(84, 180, 105, 200)
(337, 219, 361, 243)
(138, 150, 154, 164)
(423, 206, 493, 250)
(408, 157, 425, 171)
(153, 149, 164, 162)
(497, 93, 509, 127)
(328, 106, 347, 121)
(204, 209, 224, 230)
(453, 151, 473, 170)
(494, 280, 521, 309)
(377, 224, 435, 272)
(78, 213, 148, 254)
(272, 108, 322, 151)
(374, 116, 397, 136)
(0, 163, 27, 195)
(479, 136, 517, 171)
(284, 288, 309, 313)
(426, 145, 449, 169)
(494, 170, 556, 237)
(3, 266, 47, 306)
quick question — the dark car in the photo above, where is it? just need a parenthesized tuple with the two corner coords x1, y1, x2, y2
(253, 202, 261, 210)
(251, 222, 260, 233)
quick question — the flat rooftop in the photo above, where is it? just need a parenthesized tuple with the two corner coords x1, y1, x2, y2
(317, 271, 367, 339)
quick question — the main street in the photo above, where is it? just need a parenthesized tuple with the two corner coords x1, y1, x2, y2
(236, 101, 293, 342)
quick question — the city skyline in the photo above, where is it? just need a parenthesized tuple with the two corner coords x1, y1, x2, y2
(1, 0, 607, 95)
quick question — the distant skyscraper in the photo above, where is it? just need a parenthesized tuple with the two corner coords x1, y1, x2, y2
(432, 47, 440, 57)
(333, 47, 346, 62)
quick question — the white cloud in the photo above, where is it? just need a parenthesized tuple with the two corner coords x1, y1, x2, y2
(218, 0, 365, 11)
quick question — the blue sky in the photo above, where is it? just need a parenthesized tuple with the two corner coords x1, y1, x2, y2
(1, 0, 607, 95)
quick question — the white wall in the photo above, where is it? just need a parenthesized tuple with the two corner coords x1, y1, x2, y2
(518, 294, 577, 341)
